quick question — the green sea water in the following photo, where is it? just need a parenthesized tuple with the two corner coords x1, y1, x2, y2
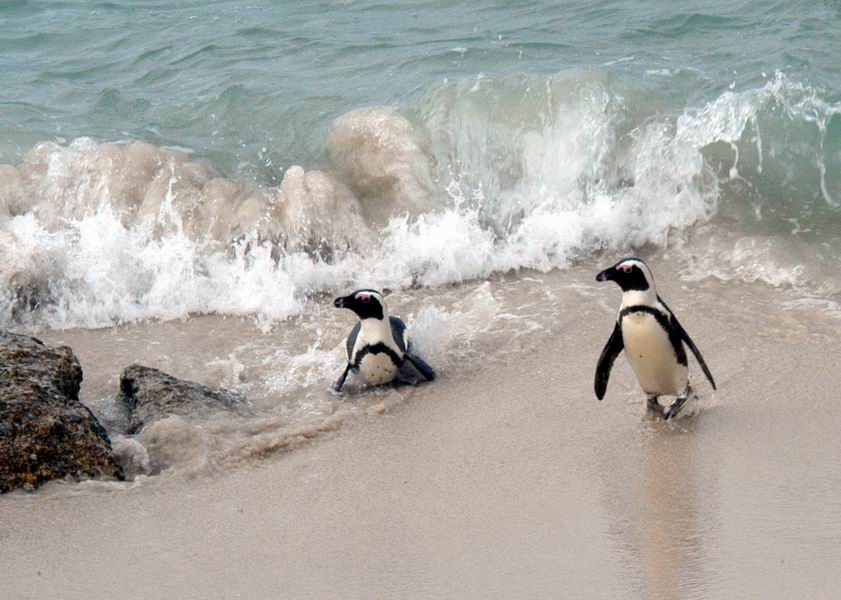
(2, 0, 839, 174)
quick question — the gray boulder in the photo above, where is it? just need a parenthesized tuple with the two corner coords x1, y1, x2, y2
(0, 331, 123, 493)
(119, 365, 244, 434)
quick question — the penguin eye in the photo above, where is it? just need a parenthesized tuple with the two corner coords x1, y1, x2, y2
(358, 294, 370, 303)
(621, 265, 633, 273)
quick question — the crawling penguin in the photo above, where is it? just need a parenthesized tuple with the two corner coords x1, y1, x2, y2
(333, 289, 436, 392)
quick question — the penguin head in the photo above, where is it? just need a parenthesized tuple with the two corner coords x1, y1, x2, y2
(596, 258, 655, 292)
(334, 289, 387, 320)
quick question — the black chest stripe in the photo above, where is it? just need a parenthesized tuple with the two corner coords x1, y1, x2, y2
(351, 343, 403, 371)
(619, 305, 688, 366)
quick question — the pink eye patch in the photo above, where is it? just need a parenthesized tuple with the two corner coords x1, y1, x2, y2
(356, 292, 371, 302)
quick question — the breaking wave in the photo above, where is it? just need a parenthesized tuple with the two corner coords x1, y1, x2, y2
(1, 71, 839, 329)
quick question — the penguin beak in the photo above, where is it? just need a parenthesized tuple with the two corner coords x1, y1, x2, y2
(334, 295, 349, 308)
(596, 267, 616, 282)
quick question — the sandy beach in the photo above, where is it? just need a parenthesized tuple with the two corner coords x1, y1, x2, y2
(3, 267, 840, 599)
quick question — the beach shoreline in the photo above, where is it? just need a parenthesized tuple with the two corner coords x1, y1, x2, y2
(3, 268, 841, 599)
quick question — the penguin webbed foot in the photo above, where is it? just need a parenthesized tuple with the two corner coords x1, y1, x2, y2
(646, 395, 665, 418)
(391, 376, 415, 388)
(404, 352, 437, 382)
(662, 385, 697, 420)
(663, 396, 688, 420)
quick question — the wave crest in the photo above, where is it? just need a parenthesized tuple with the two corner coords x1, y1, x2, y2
(1, 72, 838, 328)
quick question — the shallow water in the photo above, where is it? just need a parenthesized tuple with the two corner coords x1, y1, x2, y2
(4, 270, 841, 599)
(32, 271, 560, 479)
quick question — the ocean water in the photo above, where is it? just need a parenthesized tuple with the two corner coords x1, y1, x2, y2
(2, 1, 841, 478)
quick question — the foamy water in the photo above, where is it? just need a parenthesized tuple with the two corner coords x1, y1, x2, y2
(37, 277, 553, 482)
(2, 72, 839, 331)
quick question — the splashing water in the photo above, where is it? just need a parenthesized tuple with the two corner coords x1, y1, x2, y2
(2, 72, 838, 330)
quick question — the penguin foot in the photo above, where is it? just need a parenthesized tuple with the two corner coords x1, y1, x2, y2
(646, 395, 664, 417)
(391, 376, 415, 388)
(663, 396, 688, 420)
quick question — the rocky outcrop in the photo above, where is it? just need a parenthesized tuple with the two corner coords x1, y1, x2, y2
(0, 331, 123, 493)
(119, 365, 244, 434)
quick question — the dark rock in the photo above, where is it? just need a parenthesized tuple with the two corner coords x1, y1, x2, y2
(119, 365, 244, 434)
(0, 331, 123, 493)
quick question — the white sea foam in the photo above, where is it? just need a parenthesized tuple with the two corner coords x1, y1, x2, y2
(1, 72, 839, 330)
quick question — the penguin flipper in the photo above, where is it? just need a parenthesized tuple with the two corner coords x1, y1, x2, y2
(333, 364, 351, 393)
(595, 322, 624, 400)
(680, 331, 715, 389)
(389, 316, 407, 353)
(345, 322, 361, 361)
(404, 352, 437, 381)
(657, 295, 716, 390)
(666, 312, 716, 391)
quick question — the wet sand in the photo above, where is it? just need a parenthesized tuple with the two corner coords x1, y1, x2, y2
(3, 269, 841, 599)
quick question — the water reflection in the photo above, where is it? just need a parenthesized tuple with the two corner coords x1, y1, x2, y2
(598, 413, 718, 600)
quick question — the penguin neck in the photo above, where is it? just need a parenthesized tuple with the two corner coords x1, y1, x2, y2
(620, 286, 658, 309)
(359, 313, 392, 339)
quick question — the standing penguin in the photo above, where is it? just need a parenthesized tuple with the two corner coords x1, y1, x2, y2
(594, 258, 716, 419)
(333, 289, 437, 392)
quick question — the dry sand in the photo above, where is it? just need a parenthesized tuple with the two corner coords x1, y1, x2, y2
(2, 269, 841, 599)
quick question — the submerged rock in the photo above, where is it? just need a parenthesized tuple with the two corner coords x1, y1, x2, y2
(119, 365, 244, 434)
(0, 331, 123, 493)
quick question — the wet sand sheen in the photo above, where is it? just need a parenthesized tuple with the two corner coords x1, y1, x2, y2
(2, 269, 841, 599)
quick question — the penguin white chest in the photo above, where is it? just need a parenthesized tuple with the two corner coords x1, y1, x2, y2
(357, 351, 400, 385)
(621, 312, 687, 396)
